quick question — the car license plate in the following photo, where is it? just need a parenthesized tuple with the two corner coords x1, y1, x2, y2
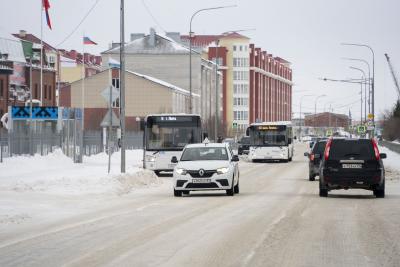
(192, 179, 211, 183)
(342, 164, 362, 169)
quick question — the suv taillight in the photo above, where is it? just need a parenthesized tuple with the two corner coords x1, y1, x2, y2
(372, 138, 380, 160)
(324, 138, 333, 160)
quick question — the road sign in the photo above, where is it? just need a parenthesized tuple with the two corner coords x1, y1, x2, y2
(232, 122, 238, 128)
(12, 106, 58, 120)
(367, 113, 374, 120)
(326, 129, 333, 136)
(100, 110, 120, 127)
(357, 125, 367, 134)
(101, 86, 119, 104)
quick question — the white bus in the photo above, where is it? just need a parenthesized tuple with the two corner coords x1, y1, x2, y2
(247, 121, 294, 162)
(143, 114, 202, 175)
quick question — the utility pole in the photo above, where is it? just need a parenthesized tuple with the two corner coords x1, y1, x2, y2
(120, 0, 126, 173)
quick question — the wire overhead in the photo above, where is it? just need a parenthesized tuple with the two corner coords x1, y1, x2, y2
(56, 0, 101, 47)
(142, 0, 167, 33)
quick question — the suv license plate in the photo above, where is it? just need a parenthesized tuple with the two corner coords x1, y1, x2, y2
(192, 179, 211, 183)
(342, 164, 362, 169)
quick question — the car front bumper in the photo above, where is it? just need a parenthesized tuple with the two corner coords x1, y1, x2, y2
(173, 171, 234, 191)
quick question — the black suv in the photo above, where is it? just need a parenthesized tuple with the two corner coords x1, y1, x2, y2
(238, 136, 250, 155)
(319, 138, 387, 198)
(304, 140, 327, 181)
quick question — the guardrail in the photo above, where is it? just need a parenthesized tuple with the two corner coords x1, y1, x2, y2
(379, 140, 400, 154)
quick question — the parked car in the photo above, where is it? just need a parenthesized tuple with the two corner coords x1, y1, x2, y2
(304, 139, 327, 181)
(238, 136, 250, 155)
(171, 142, 240, 197)
(318, 138, 387, 198)
(222, 138, 238, 153)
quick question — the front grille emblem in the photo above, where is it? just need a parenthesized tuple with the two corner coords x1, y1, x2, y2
(198, 169, 205, 177)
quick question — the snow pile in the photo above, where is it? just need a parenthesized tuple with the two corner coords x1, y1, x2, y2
(0, 149, 162, 195)
(379, 146, 400, 181)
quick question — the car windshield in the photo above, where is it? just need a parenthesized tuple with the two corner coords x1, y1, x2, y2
(329, 139, 375, 160)
(180, 147, 229, 161)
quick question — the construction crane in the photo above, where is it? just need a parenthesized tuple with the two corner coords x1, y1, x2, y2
(384, 53, 400, 100)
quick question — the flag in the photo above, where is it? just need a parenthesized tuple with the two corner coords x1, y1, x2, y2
(83, 36, 97, 45)
(42, 0, 52, 30)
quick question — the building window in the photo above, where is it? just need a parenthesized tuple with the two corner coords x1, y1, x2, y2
(112, 78, 120, 89)
(34, 84, 38, 98)
(239, 45, 243, 51)
(44, 85, 47, 99)
(49, 85, 52, 100)
(0, 79, 3, 97)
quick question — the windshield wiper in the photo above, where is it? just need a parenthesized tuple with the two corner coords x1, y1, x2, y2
(152, 151, 159, 155)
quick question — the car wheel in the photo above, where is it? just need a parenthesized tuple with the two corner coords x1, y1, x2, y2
(309, 173, 316, 181)
(226, 177, 235, 196)
(289, 157, 293, 162)
(182, 191, 190, 195)
(373, 180, 385, 198)
(319, 179, 328, 197)
(154, 171, 160, 176)
(234, 178, 239, 194)
(174, 189, 182, 197)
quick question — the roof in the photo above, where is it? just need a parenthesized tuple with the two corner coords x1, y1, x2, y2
(12, 33, 57, 52)
(126, 70, 200, 97)
(305, 112, 349, 120)
(146, 113, 201, 118)
(185, 143, 228, 148)
(180, 32, 250, 47)
(0, 37, 26, 63)
(102, 32, 190, 55)
(250, 121, 292, 126)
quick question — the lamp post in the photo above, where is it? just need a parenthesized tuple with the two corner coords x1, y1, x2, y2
(342, 57, 371, 113)
(314, 95, 327, 127)
(341, 43, 375, 127)
(189, 5, 236, 113)
(299, 94, 314, 140)
(349, 66, 368, 123)
(120, 0, 126, 172)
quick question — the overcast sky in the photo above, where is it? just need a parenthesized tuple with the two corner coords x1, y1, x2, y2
(1, 0, 399, 120)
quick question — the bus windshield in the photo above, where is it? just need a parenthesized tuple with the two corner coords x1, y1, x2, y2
(146, 116, 201, 150)
(249, 125, 289, 146)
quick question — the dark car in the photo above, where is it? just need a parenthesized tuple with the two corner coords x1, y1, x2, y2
(238, 136, 250, 155)
(318, 138, 387, 198)
(304, 140, 327, 181)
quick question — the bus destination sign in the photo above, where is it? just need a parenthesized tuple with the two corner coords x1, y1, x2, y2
(257, 125, 284, 131)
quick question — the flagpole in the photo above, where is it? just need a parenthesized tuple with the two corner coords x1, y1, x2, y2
(40, 0, 43, 105)
(80, 32, 85, 163)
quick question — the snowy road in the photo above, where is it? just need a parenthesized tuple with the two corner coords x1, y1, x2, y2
(1, 143, 400, 266)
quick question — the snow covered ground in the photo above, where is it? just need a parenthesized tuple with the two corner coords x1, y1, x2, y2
(0, 150, 168, 235)
(379, 146, 400, 181)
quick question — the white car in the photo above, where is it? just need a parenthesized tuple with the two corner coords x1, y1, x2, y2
(171, 143, 240, 197)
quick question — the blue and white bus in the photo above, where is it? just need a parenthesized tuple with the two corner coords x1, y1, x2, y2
(143, 114, 202, 175)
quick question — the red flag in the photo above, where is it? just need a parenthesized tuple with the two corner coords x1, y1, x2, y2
(43, 0, 52, 30)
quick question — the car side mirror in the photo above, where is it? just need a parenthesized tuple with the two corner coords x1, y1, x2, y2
(231, 155, 239, 162)
(171, 156, 178, 163)
(314, 153, 321, 159)
(304, 152, 309, 157)
(380, 153, 387, 159)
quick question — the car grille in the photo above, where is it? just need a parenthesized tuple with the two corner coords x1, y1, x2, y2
(186, 183, 219, 189)
(187, 170, 217, 178)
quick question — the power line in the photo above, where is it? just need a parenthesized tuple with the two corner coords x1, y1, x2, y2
(56, 0, 101, 47)
(142, 0, 167, 33)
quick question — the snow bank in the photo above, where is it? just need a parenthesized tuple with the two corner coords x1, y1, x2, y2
(379, 146, 400, 181)
(0, 149, 162, 195)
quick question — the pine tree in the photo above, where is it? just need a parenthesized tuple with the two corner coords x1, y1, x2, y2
(393, 100, 400, 118)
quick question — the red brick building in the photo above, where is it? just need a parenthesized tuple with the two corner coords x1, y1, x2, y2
(305, 112, 350, 128)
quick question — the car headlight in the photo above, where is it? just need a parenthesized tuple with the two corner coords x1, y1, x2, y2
(217, 167, 229, 174)
(175, 168, 187, 175)
(145, 155, 156, 162)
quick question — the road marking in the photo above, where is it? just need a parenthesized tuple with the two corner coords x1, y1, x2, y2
(136, 203, 160, 211)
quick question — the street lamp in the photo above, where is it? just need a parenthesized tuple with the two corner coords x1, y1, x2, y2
(189, 5, 236, 113)
(314, 95, 327, 127)
(349, 66, 368, 123)
(342, 57, 371, 113)
(341, 43, 375, 126)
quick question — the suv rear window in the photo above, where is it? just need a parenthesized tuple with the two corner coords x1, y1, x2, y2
(312, 141, 327, 154)
(329, 139, 375, 160)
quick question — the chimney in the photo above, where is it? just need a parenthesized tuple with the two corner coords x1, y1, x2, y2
(130, 33, 145, 42)
(149, 28, 156, 47)
(166, 32, 181, 43)
(19, 30, 27, 37)
(110, 42, 120, 49)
